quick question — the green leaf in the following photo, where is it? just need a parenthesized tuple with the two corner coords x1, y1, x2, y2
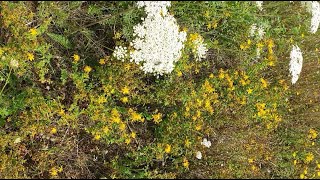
(47, 32, 72, 49)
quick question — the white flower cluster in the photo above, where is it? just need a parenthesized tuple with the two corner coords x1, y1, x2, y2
(255, 1, 263, 11)
(301, 1, 320, 34)
(192, 35, 208, 61)
(130, 1, 187, 75)
(113, 46, 128, 62)
(249, 24, 265, 40)
(289, 45, 303, 85)
(310, 1, 320, 34)
(10, 59, 19, 68)
(196, 151, 202, 160)
(201, 138, 211, 148)
(136, 1, 171, 17)
(250, 24, 265, 58)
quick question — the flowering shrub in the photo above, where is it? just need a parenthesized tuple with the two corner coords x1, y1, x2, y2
(0, 1, 319, 179)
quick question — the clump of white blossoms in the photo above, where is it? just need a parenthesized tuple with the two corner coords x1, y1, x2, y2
(10, 59, 19, 68)
(310, 1, 320, 34)
(255, 1, 263, 11)
(190, 34, 208, 61)
(130, 1, 187, 75)
(249, 24, 265, 58)
(249, 24, 265, 40)
(196, 151, 202, 160)
(113, 46, 128, 62)
(301, 1, 320, 34)
(289, 45, 303, 85)
(201, 138, 212, 148)
(136, 1, 171, 17)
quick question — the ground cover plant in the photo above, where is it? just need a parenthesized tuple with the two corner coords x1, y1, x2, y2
(0, 1, 320, 179)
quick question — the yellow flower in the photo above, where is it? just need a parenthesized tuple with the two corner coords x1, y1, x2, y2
(125, 138, 131, 145)
(182, 27, 188, 32)
(50, 127, 57, 134)
(206, 23, 212, 30)
(121, 86, 130, 95)
(153, 113, 162, 124)
(189, 33, 200, 42)
(27, 52, 34, 61)
(305, 153, 314, 163)
(50, 167, 58, 177)
(119, 123, 126, 131)
(268, 61, 275, 66)
(124, 63, 131, 71)
(177, 70, 182, 77)
(257, 42, 264, 49)
(130, 132, 136, 139)
(185, 138, 191, 148)
(183, 157, 189, 169)
(84, 66, 92, 73)
(114, 32, 122, 39)
(165, 144, 171, 153)
(196, 124, 202, 131)
(247, 88, 253, 94)
(260, 78, 268, 88)
(308, 129, 318, 140)
(29, 28, 37, 36)
(247, 39, 251, 45)
(294, 160, 297, 165)
(103, 126, 109, 134)
(248, 158, 254, 163)
(212, 21, 218, 29)
(251, 165, 257, 171)
(209, 73, 214, 78)
(94, 134, 101, 140)
(72, 54, 80, 62)
(300, 174, 305, 179)
(121, 97, 128, 103)
(99, 58, 106, 65)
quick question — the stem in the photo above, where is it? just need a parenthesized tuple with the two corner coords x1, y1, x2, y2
(0, 67, 12, 96)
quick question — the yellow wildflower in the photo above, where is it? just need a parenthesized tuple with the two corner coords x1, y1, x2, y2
(196, 124, 202, 131)
(248, 158, 254, 163)
(72, 54, 80, 62)
(50, 127, 57, 134)
(165, 144, 171, 153)
(153, 113, 162, 124)
(94, 134, 101, 140)
(247, 39, 251, 45)
(177, 70, 183, 77)
(183, 157, 189, 169)
(121, 86, 130, 95)
(257, 42, 264, 49)
(119, 123, 126, 131)
(103, 126, 109, 134)
(308, 129, 318, 140)
(130, 132, 136, 139)
(121, 97, 128, 103)
(29, 28, 37, 36)
(125, 138, 131, 145)
(84, 66, 92, 73)
(305, 153, 314, 163)
(260, 78, 268, 88)
(99, 58, 106, 65)
(247, 88, 253, 94)
(185, 138, 191, 148)
(27, 52, 34, 61)
(50, 167, 58, 177)
(300, 174, 305, 179)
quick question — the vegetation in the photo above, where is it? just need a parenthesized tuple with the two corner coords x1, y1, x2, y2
(0, 1, 319, 179)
